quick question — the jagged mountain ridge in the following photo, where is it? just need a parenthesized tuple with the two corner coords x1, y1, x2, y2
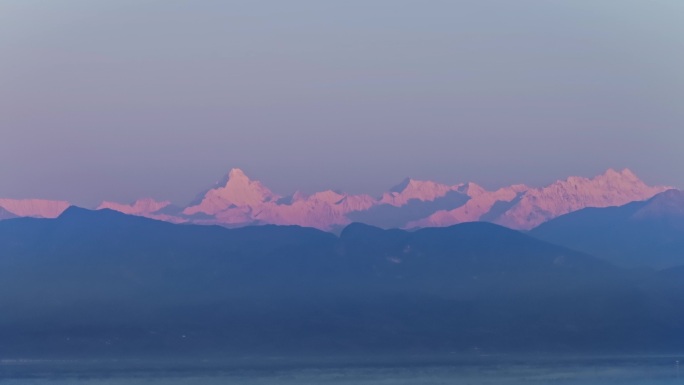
(0, 168, 671, 230)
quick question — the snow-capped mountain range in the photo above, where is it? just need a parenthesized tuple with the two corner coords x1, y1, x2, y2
(0, 168, 672, 231)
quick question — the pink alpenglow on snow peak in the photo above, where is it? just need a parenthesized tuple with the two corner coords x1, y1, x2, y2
(380, 178, 454, 206)
(408, 183, 530, 229)
(172, 167, 668, 231)
(0, 167, 673, 231)
(0, 198, 70, 218)
(97, 198, 185, 223)
(98, 198, 171, 216)
(494, 168, 670, 229)
(183, 168, 279, 216)
(251, 190, 376, 229)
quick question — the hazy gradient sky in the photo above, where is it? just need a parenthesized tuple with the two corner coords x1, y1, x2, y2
(1, 1, 682, 206)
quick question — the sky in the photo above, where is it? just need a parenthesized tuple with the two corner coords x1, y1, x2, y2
(1, 1, 682, 207)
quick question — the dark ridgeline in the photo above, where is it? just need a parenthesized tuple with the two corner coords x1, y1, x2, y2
(0, 206, 682, 357)
(530, 189, 684, 269)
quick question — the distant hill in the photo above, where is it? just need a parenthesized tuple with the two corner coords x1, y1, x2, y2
(0, 207, 682, 356)
(530, 189, 684, 269)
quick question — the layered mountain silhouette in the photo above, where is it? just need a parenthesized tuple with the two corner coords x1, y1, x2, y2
(0, 168, 669, 231)
(530, 189, 684, 269)
(0, 208, 684, 356)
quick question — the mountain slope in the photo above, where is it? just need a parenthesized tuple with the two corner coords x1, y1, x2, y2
(530, 189, 684, 268)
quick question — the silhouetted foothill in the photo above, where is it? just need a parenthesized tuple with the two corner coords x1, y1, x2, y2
(0, 208, 682, 356)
